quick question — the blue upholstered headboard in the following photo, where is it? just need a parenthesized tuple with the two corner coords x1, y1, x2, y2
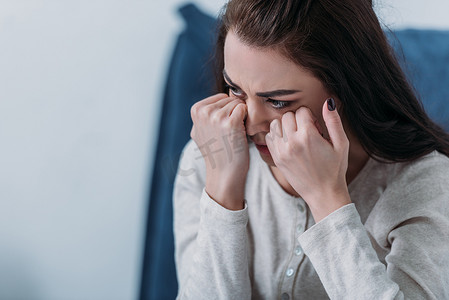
(388, 29, 449, 129)
(140, 3, 449, 300)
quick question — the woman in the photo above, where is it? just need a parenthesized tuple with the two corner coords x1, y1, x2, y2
(173, 0, 449, 299)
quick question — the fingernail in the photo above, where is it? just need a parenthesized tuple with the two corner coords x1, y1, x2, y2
(327, 98, 336, 111)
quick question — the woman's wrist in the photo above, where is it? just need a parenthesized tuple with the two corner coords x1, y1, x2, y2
(307, 190, 352, 223)
(205, 176, 246, 211)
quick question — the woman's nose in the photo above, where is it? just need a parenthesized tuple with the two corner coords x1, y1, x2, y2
(245, 99, 271, 137)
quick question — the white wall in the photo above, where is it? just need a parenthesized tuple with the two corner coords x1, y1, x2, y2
(0, 1, 447, 300)
(375, 0, 449, 29)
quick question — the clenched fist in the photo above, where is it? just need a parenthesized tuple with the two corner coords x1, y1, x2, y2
(190, 93, 249, 210)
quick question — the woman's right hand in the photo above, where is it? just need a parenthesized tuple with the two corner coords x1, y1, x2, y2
(190, 93, 249, 210)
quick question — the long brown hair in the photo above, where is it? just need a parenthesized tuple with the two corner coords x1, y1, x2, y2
(214, 0, 449, 162)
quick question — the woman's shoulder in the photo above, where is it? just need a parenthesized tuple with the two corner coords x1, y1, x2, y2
(368, 151, 449, 224)
(387, 150, 449, 189)
(362, 151, 449, 243)
(175, 138, 206, 185)
(179, 138, 199, 159)
(179, 138, 206, 166)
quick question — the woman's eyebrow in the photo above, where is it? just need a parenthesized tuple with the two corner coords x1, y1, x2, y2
(256, 89, 301, 98)
(222, 69, 241, 90)
(222, 69, 301, 98)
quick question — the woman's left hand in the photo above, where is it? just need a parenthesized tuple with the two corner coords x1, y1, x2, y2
(265, 98, 351, 223)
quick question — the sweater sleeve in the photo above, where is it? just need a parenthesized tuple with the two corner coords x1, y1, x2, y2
(298, 191, 449, 299)
(173, 139, 251, 300)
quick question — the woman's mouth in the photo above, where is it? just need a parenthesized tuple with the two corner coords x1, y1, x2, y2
(255, 143, 270, 155)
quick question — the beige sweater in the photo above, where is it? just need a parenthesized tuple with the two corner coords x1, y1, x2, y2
(173, 138, 449, 299)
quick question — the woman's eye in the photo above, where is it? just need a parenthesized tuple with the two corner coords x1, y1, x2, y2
(267, 99, 291, 109)
(225, 84, 243, 97)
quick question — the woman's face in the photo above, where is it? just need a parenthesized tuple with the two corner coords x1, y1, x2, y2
(224, 31, 336, 166)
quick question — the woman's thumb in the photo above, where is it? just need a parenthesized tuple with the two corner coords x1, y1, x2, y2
(322, 98, 348, 150)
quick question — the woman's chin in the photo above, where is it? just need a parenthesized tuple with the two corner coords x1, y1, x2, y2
(249, 140, 275, 166)
(258, 151, 276, 166)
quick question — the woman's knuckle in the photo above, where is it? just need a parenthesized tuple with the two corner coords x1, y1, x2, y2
(190, 104, 198, 117)
(223, 119, 234, 130)
(283, 111, 293, 121)
(210, 111, 221, 123)
(200, 106, 211, 118)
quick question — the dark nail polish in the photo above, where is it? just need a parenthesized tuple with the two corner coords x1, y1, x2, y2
(327, 98, 336, 111)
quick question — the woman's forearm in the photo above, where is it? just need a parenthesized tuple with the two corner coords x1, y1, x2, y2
(176, 189, 251, 300)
